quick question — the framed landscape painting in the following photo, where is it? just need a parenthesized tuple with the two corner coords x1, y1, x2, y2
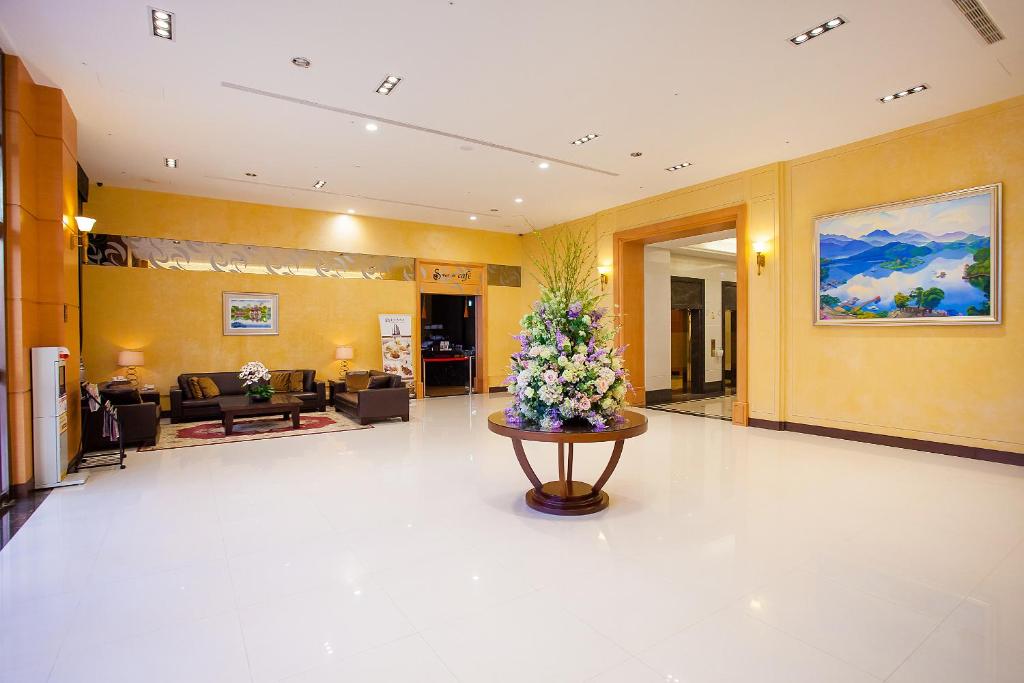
(223, 292, 279, 335)
(815, 184, 1001, 326)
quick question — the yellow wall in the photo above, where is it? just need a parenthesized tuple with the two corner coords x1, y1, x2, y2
(3, 56, 81, 490)
(535, 95, 1023, 453)
(82, 187, 523, 400)
(784, 97, 1023, 452)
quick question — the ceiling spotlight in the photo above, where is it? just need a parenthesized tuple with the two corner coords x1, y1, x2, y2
(469, 215, 478, 221)
(291, 57, 311, 68)
(244, 172, 257, 177)
(347, 208, 355, 214)
(538, 161, 550, 169)
(150, 7, 174, 40)
(375, 74, 403, 95)
(665, 162, 692, 171)
(164, 157, 177, 168)
(313, 179, 327, 189)
(879, 84, 928, 103)
(790, 16, 845, 45)
(571, 133, 600, 146)
(514, 197, 524, 204)
(365, 122, 379, 132)
(630, 152, 643, 157)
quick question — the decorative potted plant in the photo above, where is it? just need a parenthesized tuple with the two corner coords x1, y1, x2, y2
(239, 361, 274, 401)
(505, 229, 630, 431)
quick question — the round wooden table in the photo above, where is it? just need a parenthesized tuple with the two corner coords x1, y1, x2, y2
(488, 410, 648, 515)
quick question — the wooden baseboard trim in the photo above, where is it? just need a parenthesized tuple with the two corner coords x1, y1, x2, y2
(488, 386, 508, 394)
(10, 479, 36, 498)
(645, 389, 673, 404)
(747, 419, 1022, 466)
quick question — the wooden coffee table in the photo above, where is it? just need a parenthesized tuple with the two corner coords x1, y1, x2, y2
(218, 395, 303, 436)
(488, 410, 648, 515)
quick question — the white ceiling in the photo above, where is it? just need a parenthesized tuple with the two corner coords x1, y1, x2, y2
(1, 1, 1022, 234)
(653, 229, 738, 261)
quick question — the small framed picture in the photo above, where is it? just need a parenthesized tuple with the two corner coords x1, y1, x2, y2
(223, 292, 279, 335)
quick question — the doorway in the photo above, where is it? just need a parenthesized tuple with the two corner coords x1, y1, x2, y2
(670, 277, 704, 395)
(721, 281, 737, 392)
(612, 204, 749, 425)
(420, 293, 479, 397)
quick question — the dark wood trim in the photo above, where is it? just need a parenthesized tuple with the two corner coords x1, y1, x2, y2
(488, 386, 507, 394)
(10, 479, 35, 498)
(645, 388, 673, 404)
(747, 419, 1022, 466)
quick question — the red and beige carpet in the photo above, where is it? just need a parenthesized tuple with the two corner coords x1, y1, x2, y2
(140, 410, 369, 451)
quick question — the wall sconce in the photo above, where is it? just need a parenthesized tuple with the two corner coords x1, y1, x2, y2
(597, 265, 612, 291)
(76, 216, 96, 233)
(335, 346, 354, 378)
(753, 241, 767, 276)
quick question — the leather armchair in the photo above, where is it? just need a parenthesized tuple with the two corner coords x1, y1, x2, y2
(333, 372, 410, 424)
(99, 384, 161, 447)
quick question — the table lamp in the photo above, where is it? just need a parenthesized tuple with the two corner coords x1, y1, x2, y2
(335, 346, 354, 378)
(117, 350, 145, 387)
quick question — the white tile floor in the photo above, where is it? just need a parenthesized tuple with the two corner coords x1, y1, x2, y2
(2, 394, 1023, 682)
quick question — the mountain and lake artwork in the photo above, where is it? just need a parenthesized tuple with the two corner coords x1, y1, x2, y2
(815, 185, 1000, 325)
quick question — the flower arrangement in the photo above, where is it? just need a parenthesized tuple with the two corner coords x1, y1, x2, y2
(505, 229, 630, 431)
(239, 361, 274, 400)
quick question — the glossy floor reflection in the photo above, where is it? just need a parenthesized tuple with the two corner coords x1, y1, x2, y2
(1, 394, 1022, 682)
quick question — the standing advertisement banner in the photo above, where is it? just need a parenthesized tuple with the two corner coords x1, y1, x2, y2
(378, 314, 414, 387)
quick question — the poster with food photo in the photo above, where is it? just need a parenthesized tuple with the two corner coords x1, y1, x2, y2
(378, 314, 414, 385)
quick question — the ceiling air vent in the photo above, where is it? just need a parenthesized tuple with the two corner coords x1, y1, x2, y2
(951, 0, 1005, 44)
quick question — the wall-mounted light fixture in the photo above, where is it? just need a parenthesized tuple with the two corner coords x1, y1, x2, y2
(753, 241, 767, 275)
(76, 216, 96, 233)
(335, 346, 354, 378)
(597, 265, 612, 291)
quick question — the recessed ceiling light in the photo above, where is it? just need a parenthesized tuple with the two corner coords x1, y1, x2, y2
(365, 122, 379, 132)
(514, 197, 524, 203)
(571, 133, 599, 146)
(469, 215, 478, 221)
(150, 7, 174, 40)
(244, 172, 257, 177)
(313, 179, 327, 189)
(347, 208, 355, 214)
(538, 162, 550, 169)
(630, 152, 643, 157)
(376, 74, 403, 95)
(164, 157, 177, 168)
(879, 84, 928, 103)
(291, 57, 311, 68)
(665, 162, 692, 171)
(789, 16, 845, 45)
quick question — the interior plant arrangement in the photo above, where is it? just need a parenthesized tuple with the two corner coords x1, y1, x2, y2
(505, 228, 630, 431)
(239, 361, 274, 401)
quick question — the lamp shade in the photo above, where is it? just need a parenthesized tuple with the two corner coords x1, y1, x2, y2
(117, 350, 145, 367)
(335, 346, 354, 361)
(75, 216, 96, 233)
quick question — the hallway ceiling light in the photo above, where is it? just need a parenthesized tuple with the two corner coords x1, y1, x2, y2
(150, 8, 174, 40)
(347, 208, 355, 214)
(164, 157, 177, 168)
(514, 197, 524, 203)
(571, 133, 599, 146)
(666, 162, 692, 171)
(790, 16, 845, 45)
(376, 75, 403, 95)
(469, 215, 478, 221)
(880, 84, 928, 103)
(365, 122, 379, 132)
(313, 179, 327, 189)
(538, 162, 550, 169)
(291, 57, 311, 68)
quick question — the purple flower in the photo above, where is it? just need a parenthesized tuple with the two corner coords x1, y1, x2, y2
(555, 330, 568, 348)
(504, 406, 523, 425)
(567, 302, 583, 319)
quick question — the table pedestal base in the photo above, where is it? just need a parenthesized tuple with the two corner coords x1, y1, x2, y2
(525, 480, 609, 516)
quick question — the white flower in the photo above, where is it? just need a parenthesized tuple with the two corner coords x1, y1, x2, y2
(543, 369, 559, 385)
(528, 346, 543, 357)
(524, 386, 535, 398)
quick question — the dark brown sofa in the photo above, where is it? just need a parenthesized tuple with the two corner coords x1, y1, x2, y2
(170, 370, 326, 423)
(333, 371, 409, 424)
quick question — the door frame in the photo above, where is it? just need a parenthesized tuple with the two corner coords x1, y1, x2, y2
(612, 204, 749, 425)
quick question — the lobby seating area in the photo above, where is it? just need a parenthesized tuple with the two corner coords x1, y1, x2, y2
(0, 2, 1022, 682)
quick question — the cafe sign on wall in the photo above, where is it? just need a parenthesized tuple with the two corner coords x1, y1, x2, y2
(416, 260, 484, 294)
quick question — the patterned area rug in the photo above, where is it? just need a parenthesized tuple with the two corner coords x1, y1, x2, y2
(140, 410, 369, 451)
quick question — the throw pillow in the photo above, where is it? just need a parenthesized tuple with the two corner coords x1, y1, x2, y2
(289, 370, 304, 392)
(346, 372, 370, 391)
(196, 377, 220, 398)
(188, 376, 204, 399)
(368, 374, 392, 389)
(269, 371, 292, 392)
